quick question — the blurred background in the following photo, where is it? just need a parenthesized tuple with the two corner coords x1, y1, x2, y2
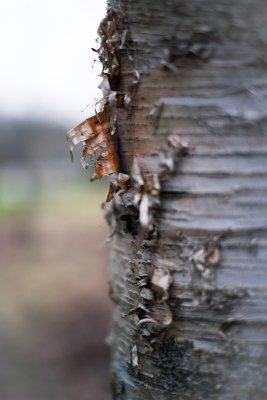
(0, 0, 111, 399)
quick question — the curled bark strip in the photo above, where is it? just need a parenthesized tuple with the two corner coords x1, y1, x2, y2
(67, 111, 120, 180)
(66, 5, 138, 208)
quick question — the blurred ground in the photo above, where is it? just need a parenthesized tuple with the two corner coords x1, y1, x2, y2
(0, 119, 111, 399)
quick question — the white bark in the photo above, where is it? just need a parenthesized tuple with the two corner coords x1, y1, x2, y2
(105, 1, 267, 398)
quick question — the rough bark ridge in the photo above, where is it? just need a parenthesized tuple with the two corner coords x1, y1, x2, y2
(105, 1, 267, 399)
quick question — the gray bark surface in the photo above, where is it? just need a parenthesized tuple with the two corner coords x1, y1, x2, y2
(106, 1, 267, 398)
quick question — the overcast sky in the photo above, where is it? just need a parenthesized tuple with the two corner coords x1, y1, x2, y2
(0, 0, 106, 126)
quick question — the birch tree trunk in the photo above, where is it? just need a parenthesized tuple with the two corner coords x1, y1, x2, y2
(105, 0, 267, 398)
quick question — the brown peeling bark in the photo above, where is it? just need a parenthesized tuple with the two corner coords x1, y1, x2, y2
(67, 109, 120, 180)
(96, 0, 267, 399)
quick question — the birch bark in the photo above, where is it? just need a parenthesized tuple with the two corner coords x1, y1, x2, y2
(105, 1, 267, 398)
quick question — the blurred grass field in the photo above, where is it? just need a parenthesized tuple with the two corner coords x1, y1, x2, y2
(0, 178, 106, 218)
(0, 120, 112, 399)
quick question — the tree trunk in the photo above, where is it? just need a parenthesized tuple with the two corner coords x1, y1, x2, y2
(103, 0, 267, 398)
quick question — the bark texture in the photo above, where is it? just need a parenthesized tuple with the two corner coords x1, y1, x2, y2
(106, 1, 267, 398)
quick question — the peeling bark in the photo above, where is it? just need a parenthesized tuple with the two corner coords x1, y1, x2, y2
(97, 0, 267, 399)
